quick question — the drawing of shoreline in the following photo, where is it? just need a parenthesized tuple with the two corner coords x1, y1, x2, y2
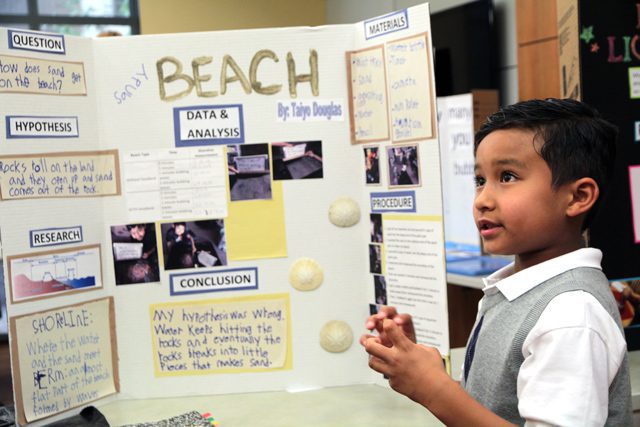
(9, 245, 101, 302)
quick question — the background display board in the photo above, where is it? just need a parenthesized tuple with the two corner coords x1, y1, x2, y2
(0, 4, 449, 425)
(558, 0, 640, 348)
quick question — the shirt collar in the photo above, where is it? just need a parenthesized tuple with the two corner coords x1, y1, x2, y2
(481, 248, 603, 301)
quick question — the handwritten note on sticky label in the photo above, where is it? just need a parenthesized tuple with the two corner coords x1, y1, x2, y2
(386, 34, 434, 141)
(10, 297, 118, 423)
(0, 54, 86, 95)
(0, 150, 120, 200)
(150, 294, 291, 376)
(347, 46, 389, 143)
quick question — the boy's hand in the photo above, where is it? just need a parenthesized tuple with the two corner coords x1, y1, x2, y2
(360, 306, 416, 347)
(363, 319, 449, 406)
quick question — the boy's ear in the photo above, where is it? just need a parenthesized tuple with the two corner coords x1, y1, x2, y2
(566, 177, 599, 218)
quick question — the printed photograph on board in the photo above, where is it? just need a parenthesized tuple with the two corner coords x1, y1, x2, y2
(387, 144, 420, 187)
(364, 145, 381, 185)
(370, 213, 383, 243)
(110, 223, 160, 285)
(227, 143, 272, 201)
(374, 275, 387, 305)
(272, 140, 324, 180)
(369, 243, 383, 275)
(160, 220, 227, 270)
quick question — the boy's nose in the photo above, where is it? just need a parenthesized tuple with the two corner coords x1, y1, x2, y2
(473, 186, 495, 212)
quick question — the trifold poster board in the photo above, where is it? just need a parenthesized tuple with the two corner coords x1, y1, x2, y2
(0, 3, 449, 425)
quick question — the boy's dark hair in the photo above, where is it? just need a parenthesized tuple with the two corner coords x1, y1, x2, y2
(474, 98, 617, 231)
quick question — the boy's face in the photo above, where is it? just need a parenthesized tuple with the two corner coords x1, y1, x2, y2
(473, 129, 574, 269)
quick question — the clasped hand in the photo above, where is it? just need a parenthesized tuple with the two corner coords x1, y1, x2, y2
(360, 306, 449, 406)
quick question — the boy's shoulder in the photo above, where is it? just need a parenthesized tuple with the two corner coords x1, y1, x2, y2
(525, 267, 625, 347)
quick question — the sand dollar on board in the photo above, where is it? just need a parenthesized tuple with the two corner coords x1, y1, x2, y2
(319, 320, 354, 353)
(328, 197, 360, 227)
(289, 257, 324, 291)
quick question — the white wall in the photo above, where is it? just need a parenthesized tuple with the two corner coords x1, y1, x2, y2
(326, 0, 518, 106)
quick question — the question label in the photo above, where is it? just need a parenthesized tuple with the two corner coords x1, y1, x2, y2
(0, 54, 86, 95)
(8, 30, 66, 55)
(10, 297, 118, 423)
(0, 150, 120, 200)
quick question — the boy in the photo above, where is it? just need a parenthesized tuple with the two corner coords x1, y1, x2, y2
(361, 99, 632, 426)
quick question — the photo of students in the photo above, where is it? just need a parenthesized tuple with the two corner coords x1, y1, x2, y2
(364, 146, 381, 184)
(369, 243, 382, 274)
(227, 143, 272, 201)
(110, 223, 160, 285)
(370, 213, 383, 243)
(160, 220, 227, 270)
(373, 275, 387, 305)
(272, 141, 324, 180)
(387, 144, 420, 187)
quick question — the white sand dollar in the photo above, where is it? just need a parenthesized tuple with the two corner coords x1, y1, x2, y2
(289, 257, 324, 291)
(328, 197, 360, 227)
(319, 320, 354, 353)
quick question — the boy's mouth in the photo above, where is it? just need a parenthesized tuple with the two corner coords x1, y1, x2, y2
(477, 219, 501, 236)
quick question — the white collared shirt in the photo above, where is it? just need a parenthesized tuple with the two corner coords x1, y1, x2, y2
(479, 248, 627, 427)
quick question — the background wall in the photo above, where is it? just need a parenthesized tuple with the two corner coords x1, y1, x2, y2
(139, 0, 325, 34)
(325, 0, 518, 106)
(138, 0, 517, 105)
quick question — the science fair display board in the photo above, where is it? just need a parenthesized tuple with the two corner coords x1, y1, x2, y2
(0, 4, 449, 425)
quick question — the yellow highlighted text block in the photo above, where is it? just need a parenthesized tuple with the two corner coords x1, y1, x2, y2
(150, 293, 292, 376)
(226, 175, 287, 261)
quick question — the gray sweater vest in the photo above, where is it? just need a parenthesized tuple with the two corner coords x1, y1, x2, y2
(461, 267, 632, 426)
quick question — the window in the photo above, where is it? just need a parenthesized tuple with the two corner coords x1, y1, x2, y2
(0, 0, 139, 37)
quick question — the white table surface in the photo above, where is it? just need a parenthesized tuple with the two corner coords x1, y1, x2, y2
(98, 348, 639, 426)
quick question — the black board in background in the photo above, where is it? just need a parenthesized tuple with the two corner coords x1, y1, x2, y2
(578, 1, 640, 350)
(431, 0, 499, 96)
(578, 1, 640, 281)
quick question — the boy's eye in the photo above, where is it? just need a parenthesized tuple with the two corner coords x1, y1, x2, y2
(500, 171, 517, 182)
(474, 175, 486, 187)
